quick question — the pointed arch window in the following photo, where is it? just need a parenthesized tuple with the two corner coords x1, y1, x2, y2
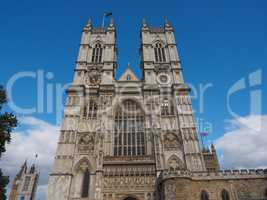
(154, 42, 166, 62)
(221, 189, 230, 200)
(161, 98, 175, 116)
(200, 190, 209, 200)
(83, 100, 97, 119)
(81, 168, 90, 198)
(126, 74, 131, 81)
(22, 176, 31, 191)
(114, 100, 146, 156)
(91, 43, 103, 63)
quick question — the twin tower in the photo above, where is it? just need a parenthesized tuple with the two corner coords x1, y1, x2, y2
(47, 18, 210, 200)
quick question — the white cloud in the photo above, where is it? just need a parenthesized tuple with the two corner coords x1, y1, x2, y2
(0, 116, 59, 200)
(215, 115, 267, 169)
(36, 185, 48, 200)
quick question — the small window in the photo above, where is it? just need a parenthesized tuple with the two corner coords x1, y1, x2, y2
(22, 176, 31, 191)
(20, 196, 25, 200)
(126, 74, 131, 81)
(83, 100, 97, 119)
(91, 43, 102, 63)
(221, 189, 230, 200)
(161, 98, 175, 116)
(200, 190, 209, 200)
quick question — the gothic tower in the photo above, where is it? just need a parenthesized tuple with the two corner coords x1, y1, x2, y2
(47, 18, 206, 200)
(140, 18, 205, 172)
(9, 161, 39, 200)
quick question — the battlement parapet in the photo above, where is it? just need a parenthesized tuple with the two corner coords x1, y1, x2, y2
(161, 168, 267, 181)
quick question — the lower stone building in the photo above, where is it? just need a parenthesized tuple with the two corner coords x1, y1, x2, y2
(160, 169, 267, 200)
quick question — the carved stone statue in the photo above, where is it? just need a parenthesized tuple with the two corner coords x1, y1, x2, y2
(85, 66, 102, 86)
(167, 155, 184, 170)
(78, 133, 95, 153)
(164, 133, 181, 151)
(85, 69, 101, 86)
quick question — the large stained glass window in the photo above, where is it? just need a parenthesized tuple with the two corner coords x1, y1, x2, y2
(114, 100, 146, 156)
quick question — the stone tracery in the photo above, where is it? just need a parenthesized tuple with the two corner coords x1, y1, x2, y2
(114, 99, 146, 156)
(167, 155, 184, 170)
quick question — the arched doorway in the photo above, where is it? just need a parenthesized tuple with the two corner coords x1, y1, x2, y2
(124, 198, 137, 200)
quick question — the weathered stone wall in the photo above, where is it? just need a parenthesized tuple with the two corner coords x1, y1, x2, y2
(162, 170, 267, 200)
(164, 178, 267, 200)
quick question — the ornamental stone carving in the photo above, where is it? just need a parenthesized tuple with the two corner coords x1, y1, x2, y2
(167, 155, 184, 170)
(85, 66, 102, 86)
(164, 133, 181, 151)
(154, 64, 170, 74)
(103, 175, 155, 189)
(78, 133, 95, 153)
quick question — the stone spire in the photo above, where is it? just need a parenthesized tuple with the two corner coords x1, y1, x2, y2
(107, 16, 115, 31)
(141, 17, 149, 30)
(83, 17, 92, 31)
(16, 160, 27, 179)
(211, 143, 216, 152)
(109, 16, 114, 27)
(164, 17, 173, 31)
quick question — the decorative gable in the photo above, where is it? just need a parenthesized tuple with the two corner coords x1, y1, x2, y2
(118, 67, 138, 81)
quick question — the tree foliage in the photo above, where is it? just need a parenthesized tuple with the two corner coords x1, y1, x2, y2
(0, 169, 9, 200)
(0, 85, 17, 200)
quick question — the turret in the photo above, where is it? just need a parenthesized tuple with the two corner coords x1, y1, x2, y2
(9, 160, 39, 200)
(211, 143, 216, 152)
(15, 160, 27, 180)
(202, 144, 220, 172)
(164, 18, 173, 30)
(29, 164, 36, 174)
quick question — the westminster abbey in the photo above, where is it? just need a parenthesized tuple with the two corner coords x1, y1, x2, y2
(47, 18, 267, 200)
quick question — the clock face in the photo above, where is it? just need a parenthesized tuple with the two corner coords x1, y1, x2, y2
(160, 75, 168, 82)
(157, 73, 170, 85)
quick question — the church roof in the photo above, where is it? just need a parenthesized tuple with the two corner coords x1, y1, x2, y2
(118, 65, 138, 81)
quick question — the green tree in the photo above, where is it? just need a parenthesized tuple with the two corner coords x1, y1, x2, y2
(0, 86, 17, 200)
(0, 170, 9, 200)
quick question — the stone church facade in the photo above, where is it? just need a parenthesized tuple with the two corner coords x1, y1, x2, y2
(9, 161, 39, 200)
(47, 18, 267, 200)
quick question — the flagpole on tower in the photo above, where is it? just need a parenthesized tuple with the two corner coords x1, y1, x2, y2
(34, 153, 38, 165)
(102, 12, 113, 28)
(200, 132, 208, 149)
(200, 134, 204, 149)
(102, 13, 105, 28)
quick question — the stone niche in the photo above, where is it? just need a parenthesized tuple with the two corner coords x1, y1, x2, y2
(163, 132, 181, 151)
(77, 132, 95, 154)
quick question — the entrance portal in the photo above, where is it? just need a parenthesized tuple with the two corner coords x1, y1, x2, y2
(124, 198, 137, 200)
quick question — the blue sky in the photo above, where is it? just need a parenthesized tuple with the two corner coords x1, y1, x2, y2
(0, 0, 266, 166)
